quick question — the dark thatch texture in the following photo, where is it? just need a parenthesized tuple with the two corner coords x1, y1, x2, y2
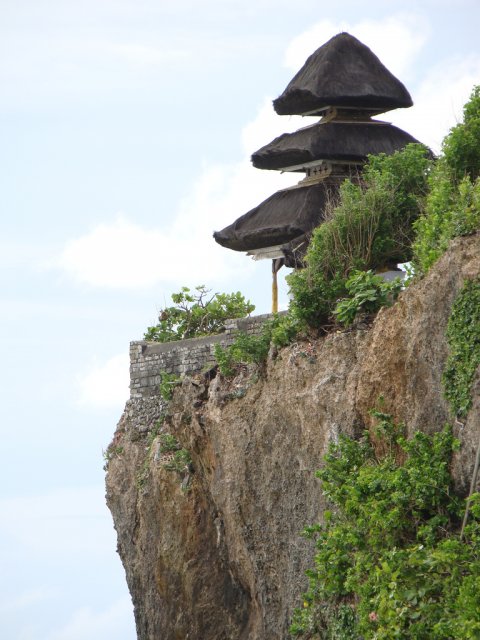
(251, 121, 422, 170)
(213, 181, 339, 252)
(273, 32, 413, 116)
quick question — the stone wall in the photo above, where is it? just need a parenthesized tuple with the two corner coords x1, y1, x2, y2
(130, 313, 274, 399)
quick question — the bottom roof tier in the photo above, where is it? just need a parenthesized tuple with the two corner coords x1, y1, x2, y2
(213, 180, 340, 252)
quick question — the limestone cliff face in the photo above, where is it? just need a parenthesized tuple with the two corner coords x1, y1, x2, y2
(106, 234, 480, 640)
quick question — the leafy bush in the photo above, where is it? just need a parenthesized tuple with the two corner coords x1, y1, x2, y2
(230, 330, 272, 364)
(290, 415, 480, 639)
(214, 321, 273, 377)
(333, 270, 403, 327)
(159, 372, 180, 401)
(158, 432, 180, 453)
(162, 446, 192, 473)
(412, 169, 480, 275)
(144, 285, 254, 342)
(412, 86, 480, 276)
(443, 278, 480, 417)
(443, 85, 480, 182)
(288, 144, 432, 329)
(287, 267, 346, 329)
(269, 312, 303, 347)
(102, 445, 124, 471)
(137, 429, 192, 487)
(214, 342, 237, 378)
(214, 313, 304, 377)
(156, 432, 192, 474)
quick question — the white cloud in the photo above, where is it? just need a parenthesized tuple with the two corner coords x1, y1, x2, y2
(390, 54, 480, 153)
(57, 212, 244, 289)
(46, 597, 134, 640)
(78, 353, 130, 410)
(56, 102, 298, 290)
(283, 15, 480, 153)
(55, 14, 480, 292)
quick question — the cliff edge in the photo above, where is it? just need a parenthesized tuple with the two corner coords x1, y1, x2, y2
(106, 233, 480, 640)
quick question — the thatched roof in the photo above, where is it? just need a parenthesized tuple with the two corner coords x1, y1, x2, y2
(273, 33, 413, 116)
(251, 121, 422, 170)
(213, 181, 339, 252)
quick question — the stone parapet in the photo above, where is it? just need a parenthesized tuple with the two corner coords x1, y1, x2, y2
(130, 313, 275, 398)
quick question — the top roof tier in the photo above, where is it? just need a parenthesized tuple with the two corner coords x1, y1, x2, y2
(273, 32, 413, 116)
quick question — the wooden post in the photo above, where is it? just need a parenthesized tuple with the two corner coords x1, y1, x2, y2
(271, 258, 284, 314)
(272, 260, 278, 314)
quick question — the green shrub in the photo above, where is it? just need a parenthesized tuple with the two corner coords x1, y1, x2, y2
(290, 415, 480, 639)
(333, 270, 403, 327)
(364, 144, 432, 264)
(443, 85, 480, 182)
(158, 432, 180, 453)
(159, 372, 180, 402)
(213, 343, 237, 378)
(269, 312, 303, 347)
(102, 445, 124, 471)
(214, 322, 273, 377)
(230, 330, 271, 364)
(288, 144, 432, 329)
(443, 278, 480, 417)
(163, 447, 192, 473)
(412, 167, 480, 276)
(214, 314, 304, 377)
(144, 285, 254, 342)
(288, 89, 480, 328)
(288, 268, 346, 329)
(412, 87, 480, 276)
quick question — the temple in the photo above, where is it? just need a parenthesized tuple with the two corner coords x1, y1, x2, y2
(213, 32, 424, 310)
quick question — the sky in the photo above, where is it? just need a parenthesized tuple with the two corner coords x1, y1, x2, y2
(1, 1, 479, 638)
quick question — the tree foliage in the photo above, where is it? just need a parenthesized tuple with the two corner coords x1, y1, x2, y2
(290, 415, 480, 639)
(214, 313, 301, 377)
(288, 144, 432, 328)
(144, 285, 255, 342)
(333, 270, 402, 327)
(442, 85, 480, 182)
(412, 86, 480, 276)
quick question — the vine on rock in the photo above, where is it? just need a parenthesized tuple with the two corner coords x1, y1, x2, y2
(443, 278, 480, 418)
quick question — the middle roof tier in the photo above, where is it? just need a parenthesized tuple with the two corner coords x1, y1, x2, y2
(251, 120, 421, 171)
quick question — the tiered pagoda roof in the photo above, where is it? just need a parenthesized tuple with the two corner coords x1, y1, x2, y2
(273, 32, 412, 116)
(214, 181, 335, 253)
(213, 32, 424, 272)
(251, 120, 421, 171)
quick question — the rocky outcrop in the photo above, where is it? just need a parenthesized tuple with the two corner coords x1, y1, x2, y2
(106, 233, 480, 640)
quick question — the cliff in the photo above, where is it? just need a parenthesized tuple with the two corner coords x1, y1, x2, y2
(106, 233, 480, 640)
